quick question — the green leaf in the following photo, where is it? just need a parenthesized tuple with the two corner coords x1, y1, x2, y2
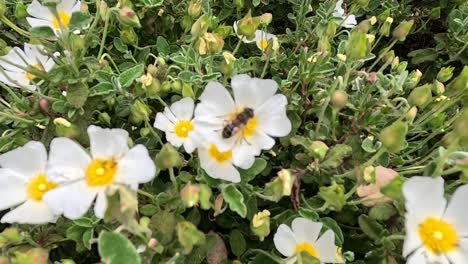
(369, 204, 397, 221)
(119, 64, 144, 88)
(140, 0, 164, 7)
(30, 26, 55, 38)
(69, 12, 92, 31)
(113, 38, 128, 53)
(156, 36, 170, 55)
(222, 185, 247, 218)
(73, 217, 94, 228)
(178, 71, 196, 82)
(320, 217, 344, 246)
(358, 215, 384, 240)
(83, 229, 93, 250)
(67, 83, 89, 108)
(98, 231, 141, 264)
(288, 66, 298, 80)
(239, 158, 267, 182)
(89, 82, 114, 97)
(229, 229, 246, 257)
(380, 175, 404, 200)
(321, 144, 352, 168)
(408, 48, 438, 64)
(298, 208, 319, 220)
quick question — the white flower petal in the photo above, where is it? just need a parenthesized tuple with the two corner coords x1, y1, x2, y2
(57, 0, 78, 13)
(402, 176, 446, 221)
(197, 81, 236, 117)
(291, 218, 322, 245)
(94, 190, 108, 219)
(87, 125, 129, 159)
(27, 0, 53, 20)
(198, 147, 240, 183)
(166, 132, 184, 147)
(313, 230, 336, 263)
(0, 141, 47, 178)
(406, 248, 426, 264)
(0, 169, 27, 210)
(231, 74, 278, 108)
(0, 70, 36, 90)
(231, 145, 256, 169)
(273, 224, 297, 257)
(169, 97, 194, 120)
(256, 94, 291, 137)
(47, 137, 90, 182)
(443, 184, 468, 236)
(402, 213, 422, 257)
(43, 180, 97, 220)
(154, 112, 174, 131)
(247, 130, 275, 152)
(1, 200, 58, 224)
(114, 145, 156, 188)
(333, 0, 345, 16)
(447, 238, 468, 264)
(26, 17, 54, 30)
(0, 47, 29, 72)
(43, 58, 55, 72)
(183, 139, 196, 154)
(342, 15, 357, 28)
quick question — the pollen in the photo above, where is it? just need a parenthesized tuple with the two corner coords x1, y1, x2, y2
(174, 120, 193, 138)
(294, 242, 318, 258)
(52, 11, 71, 29)
(24, 64, 42, 80)
(27, 174, 57, 201)
(243, 117, 257, 137)
(208, 144, 232, 163)
(258, 40, 269, 51)
(418, 217, 459, 254)
(85, 158, 118, 186)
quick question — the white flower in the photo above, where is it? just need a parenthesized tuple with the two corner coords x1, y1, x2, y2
(153, 97, 196, 153)
(233, 21, 275, 51)
(43, 125, 156, 220)
(193, 74, 291, 169)
(0, 142, 59, 224)
(26, 0, 81, 35)
(333, 0, 357, 28)
(273, 217, 337, 263)
(402, 176, 468, 264)
(0, 44, 55, 90)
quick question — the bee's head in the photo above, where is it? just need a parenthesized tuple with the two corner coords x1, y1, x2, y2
(245, 107, 254, 117)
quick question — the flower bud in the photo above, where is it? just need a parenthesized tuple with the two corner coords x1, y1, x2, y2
(337, 54, 346, 61)
(118, 7, 141, 28)
(433, 80, 445, 95)
(177, 221, 206, 254)
(237, 11, 258, 41)
(429, 7, 441, 20)
(331, 90, 348, 110)
(99, 1, 108, 17)
(437, 66, 455, 83)
(98, 112, 111, 126)
(234, 0, 244, 9)
(222, 51, 236, 65)
(379, 120, 408, 153)
(346, 31, 367, 60)
(404, 69, 422, 89)
(15, 2, 28, 19)
(171, 80, 182, 93)
(363, 166, 376, 183)
(393, 20, 413, 41)
(155, 143, 183, 170)
(310, 141, 329, 160)
(382, 50, 395, 64)
(25, 248, 49, 264)
(318, 183, 346, 211)
(120, 27, 138, 46)
(140, 216, 151, 228)
(38, 98, 49, 111)
(250, 210, 271, 241)
(366, 34, 375, 43)
(180, 182, 200, 208)
(258, 13, 272, 26)
(367, 72, 377, 83)
(391, 56, 399, 70)
(148, 238, 158, 247)
(214, 25, 233, 38)
(0, 228, 22, 244)
(54, 118, 80, 138)
(130, 100, 151, 124)
(405, 106, 417, 123)
(264, 169, 294, 202)
(356, 19, 370, 33)
(213, 194, 224, 216)
(69, 34, 84, 51)
(188, 0, 202, 18)
(408, 84, 432, 107)
(219, 61, 233, 76)
(325, 21, 337, 37)
(161, 80, 171, 92)
(379, 17, 393, 37)
(369, 16, 377, 25)
(199, 184, 212, 210)
(446, 66, 468, 94)
(317, 36, 330, 54)
(278, 169, 293, 196)
(0, 256, 10, 264)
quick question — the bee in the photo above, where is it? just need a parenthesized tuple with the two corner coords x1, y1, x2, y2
(222, 108, 254, 139)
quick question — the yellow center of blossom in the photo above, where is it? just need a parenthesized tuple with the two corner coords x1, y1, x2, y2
(174, 120, 193, 138)
(258, 40, 268, 50)
(52, 11, 71, 29)
(418, 217, 459, 254)
(208, 144, 232, 163)
(24, 64, 42, 80)
(85, 158, 118, 186)
(243, 117, 257, 137)
(294, 242, 318, 257)
(27, 174, 57, 201)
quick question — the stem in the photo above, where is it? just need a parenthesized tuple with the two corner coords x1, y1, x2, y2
(260, 57, 270, 78)
(368, 39, 398, 72)
(98, 12, 110, 59)
(232, 38, 243, 56)
(433, 139, 459, 176)
(364, 146, 386, 166)
(144, 120, 163, 146)
(0, 16, 30, 37)
(0, 112, 34, 124)
(137, 189, 155, 200)
(169, 167, 178, 190)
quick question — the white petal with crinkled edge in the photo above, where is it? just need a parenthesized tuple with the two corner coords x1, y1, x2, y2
(57, 0, 80, 13)
(273, 224, 297, 257)
(256, 94, 291, 137)
(166, 131, 184, 147)
(0, 47, 29, 72)
(443, 184, 468, 237)
(154, 112, 174, 131)
(313, 230, 336, 263)
(291, 218, 322, 246)
(0, 169, 27, 211)
(0, 141, 47, 178)
(114, 145, 156, 188)
(169, 97, 194, 121)
(47, 137, 90, 182)
(246, 130, 275, 152)
(407, 248, 450, 264)
(198, 146, 240, 183)
(231, 74, 278, 109)
(94, 190, 108, 219)
(43, 180, 98, 220)
(87, 125, 129, 159)
(447, 238, 468, 264)
(27, 0, 53, 20)
(231, 144, 256, 169)
(1, 200, 58, 224)
(402, 176, 446, 223)
(197, 81, 236, 117)
(402, 213, 422, 257)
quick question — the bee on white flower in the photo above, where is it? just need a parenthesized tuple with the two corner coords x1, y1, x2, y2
(333, 0, 357, 29)
(153, 97, 197, 153)
(273, 217, 338, 263)
(0, 44, 55, 90)
(402, 176, 468, 264)
(193, 74, 291, 170)
(43, 125, 156, 220)
(233, 21, 275, 52)
(0, 142, 59, 224)
(26, 0, 81, 36)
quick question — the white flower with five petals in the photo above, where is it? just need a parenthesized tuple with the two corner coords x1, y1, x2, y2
(26, 0, 81, 36)
(233, 21, 275, 51)
(333, 0, 357, 29)
(273, 217, 338, 263)
(0, 44, 55, 90)
(43, 125, 155, 220)
(0, 142, 59, 224)
(402, 176, 468, 264)
(153, 97, 196, 153)
(193, 74, 291, 169)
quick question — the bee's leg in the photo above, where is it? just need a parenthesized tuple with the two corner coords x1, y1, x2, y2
(242, 136, 252, 146)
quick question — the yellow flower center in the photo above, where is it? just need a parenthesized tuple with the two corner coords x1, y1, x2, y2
(24, 64, 42, 80)
(418, 217, 459, 254)
(294, 242, 318, 257)
(52, 11, 71, 29)
(85, 158, 118, 186)
(27, 174, 57, 201)
(174, 120, 193, 138)
(243, 117, 257, 137)
(258, 40, 269, 50)
(208, 144, 232, 163)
